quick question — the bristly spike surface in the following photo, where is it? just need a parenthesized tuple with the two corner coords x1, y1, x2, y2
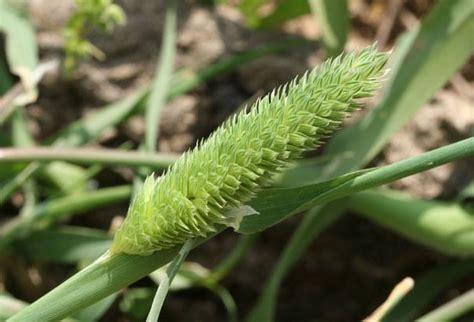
(111, 46, 389, 256)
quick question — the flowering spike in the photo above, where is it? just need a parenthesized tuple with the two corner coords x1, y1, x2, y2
(111, 46, 389, 255)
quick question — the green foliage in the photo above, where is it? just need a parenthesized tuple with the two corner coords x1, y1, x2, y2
(8, 139, 474, 321)
(145, 0, 177, 153)
(383, 259, 474, 322)
(350, 189, 474, 256)
(14, 226, 111, 263)
(63, 0, 125, 74)
(2, 1, 474, 320)
(240, 0, 309, 29)
(0, 52, 13, 95)
(247, 1, 474, 319)
(119, 288, 155, 321)
(0, 41, 298, 206)
(309, 0, 349, 56)
(0, 0, 38, 75)
(111, 46, 388, 255)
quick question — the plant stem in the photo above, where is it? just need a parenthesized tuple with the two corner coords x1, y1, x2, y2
(210, 285, 238, 322)
(146, 240, 195, 322)
(145, 0, 177, 152)
(246, 203, 344, 322)
(0, 147, 179, 168)
(418, 289, 474, 321)
(306, 137, 474, 209)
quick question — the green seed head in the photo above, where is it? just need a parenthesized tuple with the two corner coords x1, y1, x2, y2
(111, 46, 389, 255)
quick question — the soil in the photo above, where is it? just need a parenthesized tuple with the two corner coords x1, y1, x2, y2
(2, 0, 473, 321)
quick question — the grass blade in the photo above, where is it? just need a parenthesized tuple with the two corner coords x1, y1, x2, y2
(256, 0, 309, 30)
(13, 226, 112, 263)
(246, 203, 345, 321)
(308, 0, 349, 56)
(145, 0, 177, 152)
(0, 0, 38, 79)
(418, 289, 474, 322)
(349, 189, 474, 256)
(0, 50, 13, 95)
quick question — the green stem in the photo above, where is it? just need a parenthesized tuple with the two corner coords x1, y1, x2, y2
(146, 240, 194, 322)
(306, 138, 474, 209)
(145, 0, 177, 152)
(418, 289, 474, 322)
(210, 285, 238, 322)
(0, 147, 178, 168)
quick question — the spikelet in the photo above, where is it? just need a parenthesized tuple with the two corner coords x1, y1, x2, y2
(111, 46, 389, 255)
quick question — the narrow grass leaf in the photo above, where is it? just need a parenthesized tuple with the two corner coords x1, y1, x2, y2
(0, 0, 38, 79)
(256, 0, 310, 30)
(145, 0, 177, 152)
(13, 226, 112, 263)
(73, 294, 117, 322)
(308, 0, 349, 56)
(349, 189, 474, 256)
(0, 51, 13, 95)
(418, 289, 474, 322)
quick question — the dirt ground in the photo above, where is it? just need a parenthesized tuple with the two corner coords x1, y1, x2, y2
(4, 0, 474, 321)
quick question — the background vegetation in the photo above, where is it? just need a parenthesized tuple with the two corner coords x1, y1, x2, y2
(0, 0, 473, 321)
